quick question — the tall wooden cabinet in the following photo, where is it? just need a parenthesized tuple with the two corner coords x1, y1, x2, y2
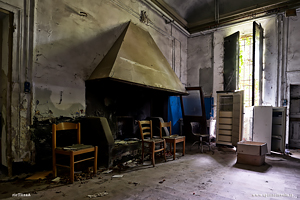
(216, 91, 244, 146)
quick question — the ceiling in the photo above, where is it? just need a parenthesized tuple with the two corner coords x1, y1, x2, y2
(150, 0, 300, 33)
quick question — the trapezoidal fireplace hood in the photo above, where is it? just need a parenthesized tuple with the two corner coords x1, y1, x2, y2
(88, 22, 187, 95)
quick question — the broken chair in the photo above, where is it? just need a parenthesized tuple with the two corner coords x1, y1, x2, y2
(52, 122, 98, 183)
(138, 120, 166, 167)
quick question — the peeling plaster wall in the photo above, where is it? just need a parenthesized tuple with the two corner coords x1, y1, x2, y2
(261, 17, 278, 106)
(0, 14, 10, 167)
(187, 34, 213, 89)
(187, 16, 279, 118)
(33, 0, 187, 121)
(0, 0, 33, 173)
(1, 0, 24, 8)
(286, 14, 300, 86)
(287, 15, 300, 73)
(0, 0, 188, 172)
(187, 13, 300, 144)
(285, 12, 300, 144)
(29, 0, 187, 168)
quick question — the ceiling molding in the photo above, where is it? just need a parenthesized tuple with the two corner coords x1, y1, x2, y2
(150, 0, 300, 34)
(150, 0, 188, 28)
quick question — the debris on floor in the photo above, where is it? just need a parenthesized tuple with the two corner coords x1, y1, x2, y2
(87, 192, 108, 198)
(266, 156, 286, 161)
(285, 149, 292, 155)
(51, 177, 60, 183)
(102, 170, 113, 174)
(88, 167, 94, 173)
(26, 171, 52, 180)
(218, 145, 236, 153)
(112, 175, 123, 178)
(122, 159, 139, 168)
(159, 179, 165, 184)
(128, 182, 138, 186)
(74, 172, 96, 181)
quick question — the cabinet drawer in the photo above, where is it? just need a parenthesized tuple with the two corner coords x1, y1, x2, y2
(219, 124, 232, 130)
(219, 118, 232, 124)
(219, 111, 233, 117)
(218, 135, 232, 142)
(219, 130, 232, 135)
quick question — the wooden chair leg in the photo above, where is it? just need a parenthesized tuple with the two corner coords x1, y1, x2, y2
(164, 140, 167, 162)
(173, 141, 176, 160)
(53, 152, 57, 178)
(152, 142, 155, 167)
(70, 152, 74, 183)
(94, 146, 98, 174)
(183, 138, 185, 156)
(141, 142, 144, 163)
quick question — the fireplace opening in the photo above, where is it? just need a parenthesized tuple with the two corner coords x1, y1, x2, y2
(84, 79, 179, 167)
(85, 79, 172, 139)
(116, 116, 134, 139)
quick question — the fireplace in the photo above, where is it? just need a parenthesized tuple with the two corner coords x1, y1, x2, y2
(82, 22, 187, 167)
(84, 79, 176, 167)
(85, 79, 171, 138)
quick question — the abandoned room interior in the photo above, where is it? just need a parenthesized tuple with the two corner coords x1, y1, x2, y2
(1, 0, 300, 199)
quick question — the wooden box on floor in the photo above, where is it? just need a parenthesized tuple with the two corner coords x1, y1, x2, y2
(236, 141, 268, 166)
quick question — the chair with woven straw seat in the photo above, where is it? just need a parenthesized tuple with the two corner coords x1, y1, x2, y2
(52, 122, 98, 183)
(138, 120, 166, 167)
(160, 121, 185, 160)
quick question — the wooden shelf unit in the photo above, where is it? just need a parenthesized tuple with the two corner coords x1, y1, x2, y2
(216, 91, 243, 146)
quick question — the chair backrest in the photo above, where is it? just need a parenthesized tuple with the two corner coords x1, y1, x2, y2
(190, 122, 199, 134)
(159, 121, 172, 138)
(138, 120, 152, 141)
(52, 122, 81, 149)
(190, 121, 208, 136)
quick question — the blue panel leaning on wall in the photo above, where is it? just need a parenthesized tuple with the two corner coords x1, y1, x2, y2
(204, 97, 214, 120)
(168, 96, 214, 135)
(168, 96, 182, 135)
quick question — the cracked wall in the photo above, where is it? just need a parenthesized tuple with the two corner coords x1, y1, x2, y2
(187, 16, 279, 118)
(0, 0, 188, 172)
(187, 34, 213, 95)
(285, 13, 300, 144)
(0, 0, 35, 175)
(0, 13, 9, 167)
(29, 0, 188, 168)
(187, 13, 300, 143)
(32, 0, 187, 121)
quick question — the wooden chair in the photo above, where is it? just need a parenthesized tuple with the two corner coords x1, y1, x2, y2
(52, 122, 98, 183)
(138, 120, 166, 167)
(160, 121, 185, 160)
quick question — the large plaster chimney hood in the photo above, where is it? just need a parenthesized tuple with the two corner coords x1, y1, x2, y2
(88, 22, 187, 95)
